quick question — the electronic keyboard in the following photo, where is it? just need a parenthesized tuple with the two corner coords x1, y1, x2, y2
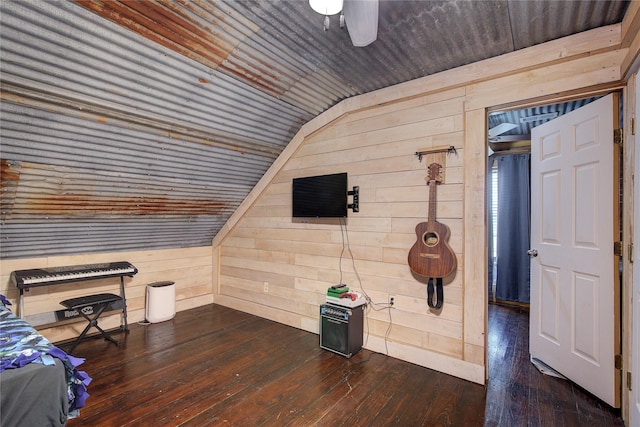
(11, 261, 138, 290)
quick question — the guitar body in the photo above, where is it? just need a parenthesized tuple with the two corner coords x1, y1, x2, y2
(408, 220, 457, 278)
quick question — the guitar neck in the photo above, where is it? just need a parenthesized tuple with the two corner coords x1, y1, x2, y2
(428, 180, 437, 224)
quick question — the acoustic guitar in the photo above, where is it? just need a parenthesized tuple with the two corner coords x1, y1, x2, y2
(407, 163, 457, 278)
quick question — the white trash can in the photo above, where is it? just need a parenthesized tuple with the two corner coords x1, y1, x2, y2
(145, 281, 176, 323)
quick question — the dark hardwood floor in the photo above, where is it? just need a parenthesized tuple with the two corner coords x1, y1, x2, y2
(485, 303, 623, 427)
(63, 303, 623, 426)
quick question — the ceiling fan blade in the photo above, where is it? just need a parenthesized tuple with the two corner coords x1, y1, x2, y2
(343, 0, 378, 47)
(488, 122, 518, 138)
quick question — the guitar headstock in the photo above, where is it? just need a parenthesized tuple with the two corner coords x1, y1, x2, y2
(427, 163, 443, 185)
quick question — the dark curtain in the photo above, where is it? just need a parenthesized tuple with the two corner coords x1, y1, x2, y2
(493, 153, 531, 303)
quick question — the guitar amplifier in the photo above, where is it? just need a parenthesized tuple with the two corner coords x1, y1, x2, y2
(320, 303, 364, 358)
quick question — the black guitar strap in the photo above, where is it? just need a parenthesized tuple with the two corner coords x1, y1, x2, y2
(427, 278, 444, 309)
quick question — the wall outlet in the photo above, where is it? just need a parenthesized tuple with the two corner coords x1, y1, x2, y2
(263, 281, 269, 293)
(389, 294, 395, 306)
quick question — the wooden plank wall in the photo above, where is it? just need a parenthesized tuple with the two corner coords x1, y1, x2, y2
(217, 88, 470, 368)
(215, 23, 635, 384)
(0, 246, 213, 343)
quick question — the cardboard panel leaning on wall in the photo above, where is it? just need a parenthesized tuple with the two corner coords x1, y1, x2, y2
(0, 246, 213, 343)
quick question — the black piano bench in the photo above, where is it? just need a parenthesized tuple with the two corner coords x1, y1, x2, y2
(60, 293, 124, 354)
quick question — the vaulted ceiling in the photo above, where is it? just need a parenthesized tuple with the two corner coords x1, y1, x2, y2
(0, 0, 630, 258)
(78, 0, 629, 115)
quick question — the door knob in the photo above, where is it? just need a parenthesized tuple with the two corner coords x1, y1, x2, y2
(527, 249, 538, 257)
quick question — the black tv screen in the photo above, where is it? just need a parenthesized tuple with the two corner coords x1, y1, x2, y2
(292, 173, 348, 218)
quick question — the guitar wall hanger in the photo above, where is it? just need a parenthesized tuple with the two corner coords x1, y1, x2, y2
(415, 145, 457, 162)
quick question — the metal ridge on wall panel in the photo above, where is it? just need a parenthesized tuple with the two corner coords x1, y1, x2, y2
(0, 220, 222, 259)
(0, 104, 272, 181)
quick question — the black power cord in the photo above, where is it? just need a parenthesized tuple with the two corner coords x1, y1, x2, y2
(338, 218, 393, 355)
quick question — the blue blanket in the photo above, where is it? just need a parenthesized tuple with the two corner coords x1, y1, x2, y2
(0, 297, 91, 417)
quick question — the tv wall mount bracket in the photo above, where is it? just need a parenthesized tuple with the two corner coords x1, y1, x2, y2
(348, 186, 359, 213)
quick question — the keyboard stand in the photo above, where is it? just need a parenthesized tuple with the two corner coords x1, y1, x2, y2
(15, 267, 132, 330)
(60, 293, 124, 354)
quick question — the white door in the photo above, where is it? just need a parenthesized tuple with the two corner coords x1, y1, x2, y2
(529, 94, 619, 407)
(632, 78, 640, 425)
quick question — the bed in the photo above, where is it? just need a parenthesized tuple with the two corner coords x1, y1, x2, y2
(0, 297, 91, 427)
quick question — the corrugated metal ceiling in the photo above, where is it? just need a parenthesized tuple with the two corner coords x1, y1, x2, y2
(488, 97, 602, 142)
(0, 0, 630, 259)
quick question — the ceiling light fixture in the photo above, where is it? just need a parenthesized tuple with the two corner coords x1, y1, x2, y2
(309, 0, 344, 31)
(309, 0, 344, 16)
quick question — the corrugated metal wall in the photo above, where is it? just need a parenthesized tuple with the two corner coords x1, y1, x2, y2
(0, 0, 310, 258)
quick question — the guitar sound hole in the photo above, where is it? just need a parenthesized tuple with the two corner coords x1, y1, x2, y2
(423, 231, 439, 247)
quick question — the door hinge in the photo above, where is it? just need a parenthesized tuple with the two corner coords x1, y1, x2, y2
(631, 243, 634, 263)
(628, 372, 633, 391)
(614, 128, 623, 146)
(615, 354, 623, 369)
(614, 241, 623, 257)
(632, 116, 636, 135)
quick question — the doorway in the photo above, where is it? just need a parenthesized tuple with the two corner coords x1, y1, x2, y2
(487, 96, 603, 307)
(486, 93, 623, 406)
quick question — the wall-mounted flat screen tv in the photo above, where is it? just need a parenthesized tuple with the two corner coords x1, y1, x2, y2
(292, 172, 348, 218)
